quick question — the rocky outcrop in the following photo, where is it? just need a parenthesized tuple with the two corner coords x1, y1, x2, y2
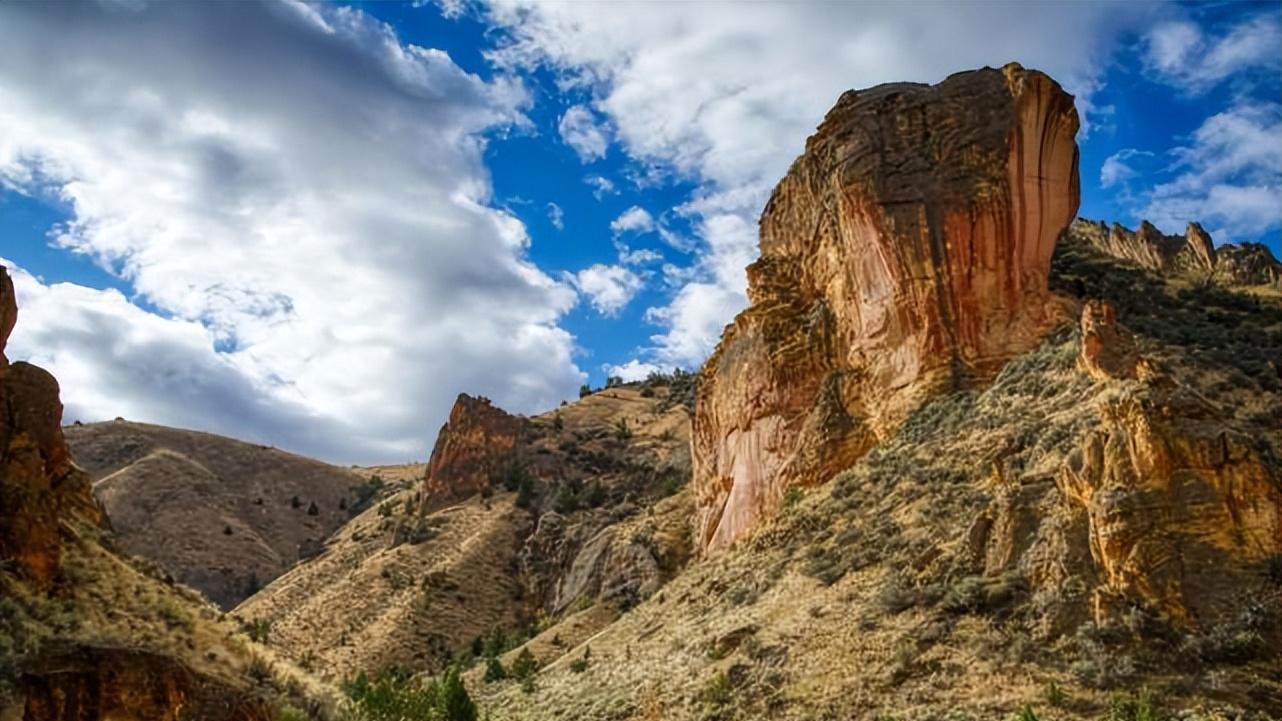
(15, 647, 270, 721)
(0, 268, 102, 590)
(1077, 300, 1139, 381)
(1069, 219, 1217, 276)
(423, 394, 524, 501)
(1058, 312, 1281, 624)
(1214, 242, 1282, 289)
(1070, 218, 1282, 290)
(693, 65, 1081, 552)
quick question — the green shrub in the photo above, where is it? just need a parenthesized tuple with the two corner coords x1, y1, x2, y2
(699, 671, 730, 709)
(245, 617, 272, 644)
(510, 647, 539, 681)
(483, 656, 507, 682)
(1107, 689, 1166, 721)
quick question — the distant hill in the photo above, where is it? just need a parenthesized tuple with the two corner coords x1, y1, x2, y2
(65, 420, 378, 609)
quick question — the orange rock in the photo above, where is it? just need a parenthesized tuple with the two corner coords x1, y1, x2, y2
(0, 267, 103, 590)
(693, 65, 1081, 553)
(1058, 376, 1282, 625)
(1078, 300, 1139, 381)
(423, 393, 524, 501)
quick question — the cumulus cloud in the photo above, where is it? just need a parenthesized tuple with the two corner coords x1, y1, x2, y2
(557, 104, 610, 162)
(605, 359, 663, 382)
(0, 1, 584, 464)
(1143, 12, 1282, 92)
(609, 206, 655, 234)
(567, 264, 644, 316)
(482, 0, 1160, 369)
(1141, 102, 1282, 241)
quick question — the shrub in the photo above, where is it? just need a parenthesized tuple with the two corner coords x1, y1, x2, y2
(781, 486, 804, 509)
(510, 647, 539, 682)
(306, 501, 319, 516)
(157, 599, 194, 632)
(613, 418, 632, 441)
(1107, 689, 1166, 721)
(483, 656, 507, 682)
(245, 617, 272, 644)
(1043, 681, 1065, 707)
(291, 495, 302, 509)
(699, 671, 730, 709)
(553, 483, 581, 514)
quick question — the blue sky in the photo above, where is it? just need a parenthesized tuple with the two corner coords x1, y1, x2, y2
(0, 0, 1278, 464)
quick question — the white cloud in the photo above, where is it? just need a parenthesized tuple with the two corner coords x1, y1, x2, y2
(1100, 149, 1153, 189)
(567, 264, 643, 316)
(1141, 102, 1282, 242)
(1143, 12, 1282, 92)
(0, 1, 584, 464)
(605, 359, 663, 383)
(557, 104, 610, 162)
(609, 206, 654, 234)
(482, 0, 1160, 369)
(584, 174, 617, 199)
(546, 201, 565, 230)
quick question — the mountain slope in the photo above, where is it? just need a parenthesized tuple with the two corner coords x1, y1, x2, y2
(236, 383, 694, 681)
(472, 232, 1282, 720)
(1, 267, 343, 721)
(65, 421, 372, 608)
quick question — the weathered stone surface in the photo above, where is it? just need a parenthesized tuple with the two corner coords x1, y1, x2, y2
(16, 647, 270, 721)
(1214, 242, 1282, 290)
(1078, 300, 1138, 381)
(1070, 218, 1282, 290)
(1057, 368, 1282, 625)
(1, 266, 15, 360)
(693, 65, 1081, 552)
(0, 268, 103, 590)
(423, 394, 524, 501)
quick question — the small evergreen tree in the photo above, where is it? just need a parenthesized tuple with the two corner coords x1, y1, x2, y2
(510, 647, 539, 681)
(439, 667, 478, 721)
(483, 656, 507, 682)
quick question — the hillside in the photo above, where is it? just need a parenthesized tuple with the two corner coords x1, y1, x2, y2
(472, 229, 1282, 719)
(64, 421, 374, 609)
(235, 383, 694, 680)
(1, 267, 343, 721)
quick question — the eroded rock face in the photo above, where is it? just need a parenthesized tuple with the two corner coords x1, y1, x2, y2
(1078, 300, 1138, 381)
(1214, 242, 1282, 290)
(693, 65, 1081, 552)
(17, 648, 270, 721)
(1070, 218, 1282, 290)
(1058, 361, 1281, 625)
(422, 394, 524, 501)
(0, 268, 102, 590)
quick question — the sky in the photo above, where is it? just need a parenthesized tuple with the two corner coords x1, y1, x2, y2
(0, 0, 1278, 465)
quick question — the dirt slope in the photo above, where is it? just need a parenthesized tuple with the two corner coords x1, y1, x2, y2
(65, 421, 373, 609)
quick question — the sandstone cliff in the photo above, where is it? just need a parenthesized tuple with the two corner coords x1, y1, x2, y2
(693, 64, 1081, 552)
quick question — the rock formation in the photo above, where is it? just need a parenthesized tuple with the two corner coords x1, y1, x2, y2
(1059, 323, 1281, 625)
(423, 394, 524, 501)
(0, 268, 103, 590)
(1070, 218, 1282, 290)
(693, 64, 1081, 552)
(1077, 300, 1139, 381)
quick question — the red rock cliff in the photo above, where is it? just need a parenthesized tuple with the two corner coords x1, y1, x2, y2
(693, 64, 1081, 552)
(422, 393, 524, 501)
(0, 268, 103, 589)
